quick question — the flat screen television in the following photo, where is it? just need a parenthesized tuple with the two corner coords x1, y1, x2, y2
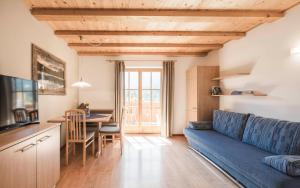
(0, 74, 39, 132)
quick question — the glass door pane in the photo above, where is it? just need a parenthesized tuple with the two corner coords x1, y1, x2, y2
(151, 72, 161, 126)
(151, 89, 161, 126)
(125, 71, 139, 126)
(141, 72, 151, 126)
(141, 71, 161, 126)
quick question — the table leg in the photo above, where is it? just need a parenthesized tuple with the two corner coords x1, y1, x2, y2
(95, 122, 102, 158)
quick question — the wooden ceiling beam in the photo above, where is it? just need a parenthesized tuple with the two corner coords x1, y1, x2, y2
(68, 43, 223, 48)
(31, 8, 284, 21)
(56, 30, 245, 37)
(77, 51, 209, 57)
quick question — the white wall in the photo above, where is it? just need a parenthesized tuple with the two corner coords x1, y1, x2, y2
(78, 56, 115, 109)
(214, 5, 300, 121)
(0, 0, 78, 123)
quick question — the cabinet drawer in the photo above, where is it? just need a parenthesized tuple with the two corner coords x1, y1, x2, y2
(0, 137, 37, 188)
(37, 126, 60, 188)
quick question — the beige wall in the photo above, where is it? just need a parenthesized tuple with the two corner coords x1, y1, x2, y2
(211, 5, 300, 121)
(78, 56, 115, 109)
(0, 0, 78, 123)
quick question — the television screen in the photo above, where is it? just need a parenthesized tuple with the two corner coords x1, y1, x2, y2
(0, 75, 39, 132)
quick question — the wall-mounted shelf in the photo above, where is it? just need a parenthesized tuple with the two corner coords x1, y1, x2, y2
(212, 73, 250, 81)
(212, 93, 267, 97)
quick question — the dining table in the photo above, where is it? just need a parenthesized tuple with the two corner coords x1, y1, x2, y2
(47, 113, 112, 157)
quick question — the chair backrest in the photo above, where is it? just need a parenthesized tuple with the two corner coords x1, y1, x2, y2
(65, 109, 87, 142)
(13, 108, 27, 123)
(29, 110, 39, 122)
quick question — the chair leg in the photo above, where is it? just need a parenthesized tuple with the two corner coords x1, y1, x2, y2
(83, 143, 86, 166)
(104, 136, 107, 147)
(65, 142, 69, 165)
(72, 143, 76, 156)
(120, 134, 123, 155)
(99, 133, 102, 156)
(92, 139, 95, 156)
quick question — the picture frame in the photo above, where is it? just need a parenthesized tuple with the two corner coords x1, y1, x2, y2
(32, 44, 66, 95)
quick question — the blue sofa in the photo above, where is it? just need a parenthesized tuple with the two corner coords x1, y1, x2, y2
(184, 110, 300, 188)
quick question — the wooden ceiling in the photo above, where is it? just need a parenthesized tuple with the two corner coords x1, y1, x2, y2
(26, 0, 300, 57)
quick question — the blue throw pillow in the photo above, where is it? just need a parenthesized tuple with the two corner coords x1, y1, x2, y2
(188, 121, 212, 130)
(263, 155, 300, 176)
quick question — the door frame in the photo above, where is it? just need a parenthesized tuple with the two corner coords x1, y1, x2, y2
(124, 68, 162, 134)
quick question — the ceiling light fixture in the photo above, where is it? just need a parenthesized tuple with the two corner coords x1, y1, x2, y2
(72, 56, 91, 88)
(72, 77, 91, 88)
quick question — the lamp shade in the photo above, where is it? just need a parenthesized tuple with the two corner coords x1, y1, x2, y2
(72, 77, 91, 88)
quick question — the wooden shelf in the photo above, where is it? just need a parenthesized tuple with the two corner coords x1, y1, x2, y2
(212, 73, 250, 81)
(212, 93, 267, 97)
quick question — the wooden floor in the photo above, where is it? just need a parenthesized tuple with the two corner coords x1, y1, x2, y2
(57, 135, 237, 188)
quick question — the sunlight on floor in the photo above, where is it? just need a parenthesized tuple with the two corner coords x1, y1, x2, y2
(57, 135, 237, 188)
(125, 135, 172, 150)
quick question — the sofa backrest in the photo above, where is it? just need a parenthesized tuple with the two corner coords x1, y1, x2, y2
(213, 110, 249, 140)
(242, 114, 300, 155)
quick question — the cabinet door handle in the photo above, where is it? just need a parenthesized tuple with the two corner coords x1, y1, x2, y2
(37, 135, 51, 143)
(16, 143, 36, 152)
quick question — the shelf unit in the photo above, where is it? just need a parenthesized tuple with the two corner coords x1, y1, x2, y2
(210, 72, 268, 97)
(212, 73, 250, 81)
(212, 93, 267, 97)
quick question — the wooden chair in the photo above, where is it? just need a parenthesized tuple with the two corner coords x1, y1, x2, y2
(100, 110, 118, 144)
(29, 110, 39, 122)
(65, 109, 95, 166)
(99, 108, 125, 155)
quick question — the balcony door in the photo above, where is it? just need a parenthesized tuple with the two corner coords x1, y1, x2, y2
(124, 69, 162, 134)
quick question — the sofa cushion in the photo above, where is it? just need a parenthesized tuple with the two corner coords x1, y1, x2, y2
(242, 114, 300, 155)
(188, 121, 212, 130)
(263, 155, 300, 176)
(184, 128, 300, 188)
(212, 110, 249, 140)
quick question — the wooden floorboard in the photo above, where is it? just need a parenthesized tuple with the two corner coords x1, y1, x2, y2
(57, 135, 237, 188)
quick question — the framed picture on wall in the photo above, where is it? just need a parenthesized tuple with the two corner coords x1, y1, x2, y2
(32, 44, 66, 95)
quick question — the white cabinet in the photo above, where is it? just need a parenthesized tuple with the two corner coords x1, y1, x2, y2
(0, 136, 37, 188)
(37, 127, 60, 188)
(0, 125, 60, 188)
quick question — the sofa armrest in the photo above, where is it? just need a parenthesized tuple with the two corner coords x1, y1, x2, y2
(188, 121, 212, 130)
